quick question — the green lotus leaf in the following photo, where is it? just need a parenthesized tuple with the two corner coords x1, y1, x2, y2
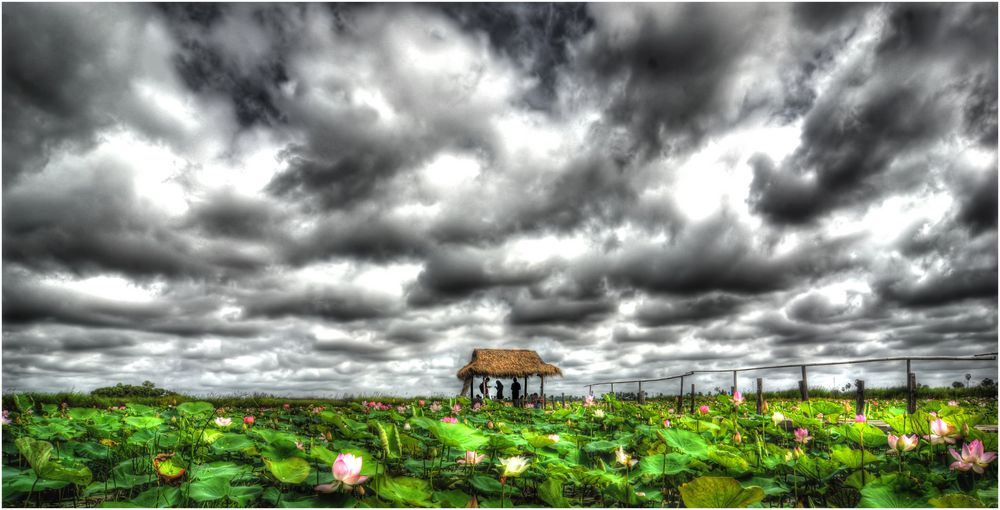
(176, 401, 215, 417)
(374, 476, 432, 508)
(39, 459, 93, 486)
(830, 445, 879, 469)
(708, 446, 750, 472)
(123, 416, 163, 430)
(538, 478, 572, 508)
(660, 429, 709, 459)
(67, 408, 100, 422)
(130, 485, 181, 507)
(16, 436, 54, 475)
(211, 432, 256, 453)
(189, 477, 228, 502)
(638, 453, 691, 477)
(679, 476, 764, 508)
(264, 456, 312, 484)
(928, 494, 987, 508)
(859, 482, 930, 508)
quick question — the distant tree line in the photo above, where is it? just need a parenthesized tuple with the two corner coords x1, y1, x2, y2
(90, 380, 175, 398)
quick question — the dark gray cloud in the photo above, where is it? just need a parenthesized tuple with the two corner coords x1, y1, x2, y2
(749, 2, 997, 225)
(2, 3, 996, 395)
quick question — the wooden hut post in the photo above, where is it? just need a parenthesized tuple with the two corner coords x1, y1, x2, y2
(469, 377, 474, 400)
(523, 376, 528, 407)
(540, 375, 545, 408)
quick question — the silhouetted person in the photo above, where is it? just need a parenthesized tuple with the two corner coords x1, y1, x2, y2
(511, 378, 521, 404)
(479, 377, 490, 399)
(495, 379, 505, 400)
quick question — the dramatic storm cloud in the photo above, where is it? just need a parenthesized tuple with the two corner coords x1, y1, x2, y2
(3, 3, 997, 397)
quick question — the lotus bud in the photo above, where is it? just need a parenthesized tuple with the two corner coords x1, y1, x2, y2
(734, 431, 742, 444)
(357, 486, 365, 496)
(487, 421, 494, 429)
(171, 416, 177, 424)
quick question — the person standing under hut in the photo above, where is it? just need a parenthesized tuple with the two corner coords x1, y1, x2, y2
(495, 379, 505, 401)
(510, 377, 521, 405)
(479, 377, 491, 399)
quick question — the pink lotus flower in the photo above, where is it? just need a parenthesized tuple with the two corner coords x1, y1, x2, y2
(548, 434, 560, 443)
(1, 410, 10, 425)
(283, 403, 291, 410)
(429, 402, 442, 412)
(457, 451, 486, 465)
(315, 453, 369, 492)
(927, 418, 958, 445)
(472, 402, 482, 411)
(214, 417, 232, 427)
(949, 440, 997, 474)
(583, 395, 595, 407)
(732, 391, 744, 405)
(243, 415, 255, 425)
(313, 406, 325, 414)
(948, 400, 959, 407)
(441, 416, 458, 424)
(855, 414, 867, 424)
(452, 403, 462, 414)
(888, 434, 918, 453)
(216, 407, 226, 415)
(663, 419, 671, 428)
(794, 428, 812, 444)
(699, 405, 710, 415)
(397, 406, 408, 413)
(296, 441, 305, 451)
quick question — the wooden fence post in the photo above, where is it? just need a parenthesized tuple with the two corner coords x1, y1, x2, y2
(733, 370, 738, 395)
(561, 393, 566, 409)
(638, 381, 644, 404)
(678, 376, 685, 414)
(799, 365, 809, 401)
(855, 379, 865, 415)
(907, 373, 917, 414)
(690, 383, 696, 414)
(756, 378, 764, 414)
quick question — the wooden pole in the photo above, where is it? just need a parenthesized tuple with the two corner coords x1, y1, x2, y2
(907, 372, 917, 414)
(562, 393, 566, 409)
(855, 379, 865, 415)
(524, 376, 528, 407)
(690, 383, 696, 414)
(540, 376, 545, 408)
(733, 370, 738, 394)
(756, 378, 764, 414)
(638, 381, 644, 404)
(469, 377, 474, 401)
(799, 365, 809, 401)
(678, 376, 685, 414)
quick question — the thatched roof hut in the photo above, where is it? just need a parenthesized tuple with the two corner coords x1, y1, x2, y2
(457, 349, 561, 405)
(456, 348, 562, 379)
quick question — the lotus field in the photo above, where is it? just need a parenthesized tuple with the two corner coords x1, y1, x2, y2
(2, 393, 998, 507)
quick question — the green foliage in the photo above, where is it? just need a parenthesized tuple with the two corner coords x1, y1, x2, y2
(679, 476, 765, 507)
(90, 381, 174, 398)
(2, 393, 996, 508)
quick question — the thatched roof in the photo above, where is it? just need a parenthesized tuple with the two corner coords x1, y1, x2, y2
(456, 348, 563, 379)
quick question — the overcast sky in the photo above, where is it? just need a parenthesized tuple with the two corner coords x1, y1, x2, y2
(3, 3, 997, 397)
